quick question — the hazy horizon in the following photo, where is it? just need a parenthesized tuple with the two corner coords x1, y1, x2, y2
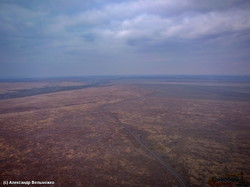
(1, 74, 250, 82)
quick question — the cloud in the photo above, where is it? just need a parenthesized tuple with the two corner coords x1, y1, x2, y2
(161, 10, 250, 39)
(1, 0, 250, 77)
(3, 0, 248, 42)
(44, 0, 250, 45)
(0, 3, 48, 35)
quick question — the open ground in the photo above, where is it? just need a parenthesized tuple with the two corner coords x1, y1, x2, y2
(0, 76, 249, 186)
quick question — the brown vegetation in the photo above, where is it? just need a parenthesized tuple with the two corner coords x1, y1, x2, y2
(0, 79, 249, 186)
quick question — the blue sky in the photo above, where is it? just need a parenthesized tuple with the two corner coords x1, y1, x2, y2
(0, 0, 250, 77)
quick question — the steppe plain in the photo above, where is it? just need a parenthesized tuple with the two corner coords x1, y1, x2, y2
(0, 76, 249, 186)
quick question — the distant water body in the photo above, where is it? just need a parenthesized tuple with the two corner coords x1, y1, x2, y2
(0, 75, 250, 100)
(0, 75, 250, 82)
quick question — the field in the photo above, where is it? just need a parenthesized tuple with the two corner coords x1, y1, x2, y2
(0, 76, 250, 186)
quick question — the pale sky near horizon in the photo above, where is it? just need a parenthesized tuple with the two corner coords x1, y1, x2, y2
(0, 0, 250, 78)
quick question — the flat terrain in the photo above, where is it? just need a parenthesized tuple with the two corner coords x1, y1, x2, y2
(0, 76, 250, 186)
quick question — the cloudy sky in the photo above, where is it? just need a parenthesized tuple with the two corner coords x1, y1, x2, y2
(1, 0, 250, 77)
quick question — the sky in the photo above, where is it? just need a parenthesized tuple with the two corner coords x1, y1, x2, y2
(0, 0, 250, 78)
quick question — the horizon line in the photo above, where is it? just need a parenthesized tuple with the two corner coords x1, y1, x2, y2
(1, 74, 250, 81)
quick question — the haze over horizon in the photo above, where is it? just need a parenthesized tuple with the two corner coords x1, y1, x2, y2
(1, 0, 250, 78)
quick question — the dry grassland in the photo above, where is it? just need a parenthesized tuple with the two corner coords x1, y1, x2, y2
(0, 80, 249, 186)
